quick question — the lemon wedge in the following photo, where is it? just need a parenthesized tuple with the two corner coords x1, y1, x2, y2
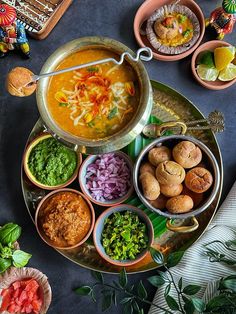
(196, 65, 219, 81)
(218, 63, 236, 81)
(214, 46, 236, 71)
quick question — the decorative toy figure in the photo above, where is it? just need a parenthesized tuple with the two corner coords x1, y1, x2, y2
(0, 4, 30, 58)
(205, 0, 236, 40)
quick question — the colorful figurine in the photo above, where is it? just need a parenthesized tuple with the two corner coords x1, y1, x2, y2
(0, 4, 30, 58)
(205, 0, 236, 40)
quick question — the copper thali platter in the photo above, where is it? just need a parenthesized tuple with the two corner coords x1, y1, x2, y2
(21, 80, 223, 274)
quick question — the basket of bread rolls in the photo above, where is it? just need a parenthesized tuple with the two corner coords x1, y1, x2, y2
(133, 135, 220, 233)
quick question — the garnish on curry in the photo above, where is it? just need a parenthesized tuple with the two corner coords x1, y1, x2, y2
(154, 13, 193, 47)
(47, 49, 139, 139)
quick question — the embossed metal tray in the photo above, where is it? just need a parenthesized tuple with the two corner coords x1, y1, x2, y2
(21, 80, 223, 274)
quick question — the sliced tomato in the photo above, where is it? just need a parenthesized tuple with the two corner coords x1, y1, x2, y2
(19, 290, 28, 302)
(32, 299, 42, 313)
(25, 279, 39, 293)
(12, 281, 21, 290)
(0, 289, 12, 311)
(13, 287, 20, 298)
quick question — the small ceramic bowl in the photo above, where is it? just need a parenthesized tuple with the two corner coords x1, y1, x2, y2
(23, 133, 82, 190)
(134, 0, 205, 61)
(93, 204, 154, 266)
(191, 40, 236, 90)
(78, 151, 134, 207)
(0, 267, 52, 314)
(35, 188, 95, 250)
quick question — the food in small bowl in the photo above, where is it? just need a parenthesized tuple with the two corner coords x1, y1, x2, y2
(35, 189, 95, 249)
(93, 205, 154, 266)
(0, 267, 51, 314)
(133, 135, 220, 223)
(134, 0, 205, 61)
(191, 40, 236, 90)
(79, 151, 133, 206)
(23, 134, 81, 190)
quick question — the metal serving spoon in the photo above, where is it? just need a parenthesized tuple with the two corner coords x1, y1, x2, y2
(31, 47, 153, 82)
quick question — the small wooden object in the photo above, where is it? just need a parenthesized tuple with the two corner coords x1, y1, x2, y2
(1, 0, 73, 40)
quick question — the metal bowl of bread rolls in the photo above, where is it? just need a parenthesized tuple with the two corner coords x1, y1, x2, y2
(133, 135, 220, 233)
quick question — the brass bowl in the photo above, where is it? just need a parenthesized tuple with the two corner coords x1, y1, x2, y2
(36, 37, 153, 154)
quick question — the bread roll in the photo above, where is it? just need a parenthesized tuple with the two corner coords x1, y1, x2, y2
(156, 161, 185, 185)
(182, 185, 204, 208)
(6, 67, 36, 97)
(160, 183, 183, 197)
(166, 195, 194, 214)
(140, 162, 155, 176)
(148, 146, 171, 167)
(173, 141, 202, 169)
(185, 167, 213, 193)
(139, 172, 160, 201)
(149, 194, 168, 210)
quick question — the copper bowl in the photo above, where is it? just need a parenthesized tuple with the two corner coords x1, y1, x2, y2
(35, 188, 95, 250)
(36, 37, 152, 154)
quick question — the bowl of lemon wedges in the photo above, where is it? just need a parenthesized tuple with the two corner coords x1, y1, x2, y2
(191, 40, 236, 90)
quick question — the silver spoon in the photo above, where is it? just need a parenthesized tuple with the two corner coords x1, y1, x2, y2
(31, 47, 153, 82)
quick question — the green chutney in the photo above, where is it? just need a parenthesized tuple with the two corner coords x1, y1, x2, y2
(28, 137, 77, 186)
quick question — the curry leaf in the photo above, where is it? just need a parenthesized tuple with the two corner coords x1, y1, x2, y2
(124, 302, 133, 314)
(149, 247, 164, 265)
(102, 293, 112, 312)
(74, 286, 92, 296)
(137, 281, 147, 299)
(165, 295, 179, 311)
(191, 298, 206, 312)
(108, 107, 118, 120)
(183, 284, 201, 295)
(164, 284, 171, 296)
(59, 102, 68, 107)
(183, 299, 195, 314)
(206, 294, 232, 310)
(147, 275, 165, 288)
(221, 277, 236, 292)
(119, 268, 128, 288)
(91, 271, 104, 284)
(12, 250, 31, 267)
(112, 291, 117, 306)
(178, 277, 183, 291)
(166, 251, 184, 268)
(120, 297, 133, 304)
(133, 300, 140, 313)
(0, 257, 11, 273)
(0, 223, 21, 245)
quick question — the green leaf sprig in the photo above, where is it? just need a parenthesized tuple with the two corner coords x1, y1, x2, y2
(0, 223, 32, 273)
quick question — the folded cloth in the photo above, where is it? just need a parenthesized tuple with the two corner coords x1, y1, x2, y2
(149, 181, 236, 314)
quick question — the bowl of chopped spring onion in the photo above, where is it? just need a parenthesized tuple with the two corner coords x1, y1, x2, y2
(93, 204, 154, 266)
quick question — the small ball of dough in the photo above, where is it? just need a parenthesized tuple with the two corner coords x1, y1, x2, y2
(166, 195, 194, 214)
(185, 167, 213, 193)
(148, 146, 171, 167)
(160, 183, 183, 197)
(6, 67, 36, 97)
(140, 162, 155, 176)
(139, 172, 160, 201)
(173, 141, 202, 169)
(182, 185, 204, 208)
(149, 194, 168, 210)
(156, 161, 185, 185)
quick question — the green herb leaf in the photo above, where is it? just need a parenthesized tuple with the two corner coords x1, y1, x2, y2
(183, 284, 201, 295)
(87, 67, 99, 73)
(0, 257, 11, 273)
(124, 302, 133, 314)
(91, 271, 104, 284)
(0, 223, 21, 245)
(12, 250, 31, 268)
(137, 281, 147, 299)
(165, 295, 179, 311)
(90, 290, 96, 302)
(112, 291, 117, 306)
(221, 277, 236, 292)
(88, 121, 95, 128)
(74, 286, 92, 296)
(164, 284, 171, 297)
(138, 309, 144, 314)
(178, 277, 183, 291)
(147, 275, 165, 288)
(133, 300, 140, 313)
(166, 251, 184, 268)
(102, 293, 112, 312)
(191, 298, 206, 312)
(119, 268, 128, 288)
(108, 107, 118, 120)
(149, 247, 164, 265)
(206, 294, 232, 310)
(120, 297, 133, 304)
(59, 102, 68, 107)
(183, 299, 195, 314)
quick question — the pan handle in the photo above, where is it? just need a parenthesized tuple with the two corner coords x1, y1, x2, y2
(166, 217, 199, 233)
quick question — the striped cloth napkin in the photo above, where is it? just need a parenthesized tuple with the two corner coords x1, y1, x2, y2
(149, 181, 236, 314)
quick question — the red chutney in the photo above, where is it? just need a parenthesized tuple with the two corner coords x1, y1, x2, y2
(0, 278, 42, 313)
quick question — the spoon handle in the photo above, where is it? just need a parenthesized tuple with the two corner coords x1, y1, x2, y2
(32, 47, 153, 82)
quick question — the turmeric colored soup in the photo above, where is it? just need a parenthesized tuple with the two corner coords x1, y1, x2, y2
(47, 49, 140, 139)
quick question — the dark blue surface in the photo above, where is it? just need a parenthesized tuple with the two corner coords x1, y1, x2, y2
(0, 1, 236, 313)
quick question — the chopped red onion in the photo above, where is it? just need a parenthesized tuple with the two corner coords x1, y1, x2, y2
(85, 153, 131, 202)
